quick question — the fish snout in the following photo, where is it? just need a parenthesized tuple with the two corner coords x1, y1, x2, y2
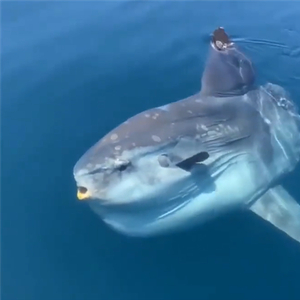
(73, 171, 96, 201)
(77, 186, 91, 200)
(74, 171, 107, 202)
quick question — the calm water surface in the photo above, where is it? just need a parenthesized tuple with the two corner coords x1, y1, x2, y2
(2, 2, 300, 300)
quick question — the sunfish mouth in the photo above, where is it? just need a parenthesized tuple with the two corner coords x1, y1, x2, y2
(77, 186, 91, 200)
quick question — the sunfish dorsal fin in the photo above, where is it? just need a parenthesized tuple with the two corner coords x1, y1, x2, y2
(200, 27, 255, 97)
(249, 186, 300, 243)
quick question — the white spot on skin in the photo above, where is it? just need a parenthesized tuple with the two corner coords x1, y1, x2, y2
(152, 113, 160, 120)
(152, 135, 161, 142)
(132, 143, 136, 147)
(110, 133, 118, 140)
(145, 114, 150, 118)
(187, 110, 193, 114)
(201, 124, 208, 131)
(115, 145, 121, 151)
(264, 118, 271, 125)
(232, 126, 239, 133)
(195, 99, 201, 103)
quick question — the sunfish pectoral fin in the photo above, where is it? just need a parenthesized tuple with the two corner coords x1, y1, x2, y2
(175, 151, 209, 172)
(200, 27, 255, 97)
(158, 151, 209, 172)
(249, 186, 300, 243)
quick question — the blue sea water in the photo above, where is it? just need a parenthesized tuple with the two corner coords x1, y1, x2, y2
(2, 1, 300, 300)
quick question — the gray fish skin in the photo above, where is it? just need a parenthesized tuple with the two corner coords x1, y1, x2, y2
(73, 28, 300, 241)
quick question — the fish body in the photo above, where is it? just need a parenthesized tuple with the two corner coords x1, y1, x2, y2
(73, 28, 300, 242)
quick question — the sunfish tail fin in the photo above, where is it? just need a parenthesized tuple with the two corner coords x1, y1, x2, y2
(249, 185, 300, 243)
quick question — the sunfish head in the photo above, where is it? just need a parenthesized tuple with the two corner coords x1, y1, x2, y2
(73, 113, 211, 236)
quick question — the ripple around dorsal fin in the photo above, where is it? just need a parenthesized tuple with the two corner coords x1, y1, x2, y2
(232, 37, 288, 49)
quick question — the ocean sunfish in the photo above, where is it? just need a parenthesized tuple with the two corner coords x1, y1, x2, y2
(73, 27, 300, 243)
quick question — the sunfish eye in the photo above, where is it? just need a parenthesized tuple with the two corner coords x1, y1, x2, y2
(115, 159, 130, 171)
(118, 164, 128, 171)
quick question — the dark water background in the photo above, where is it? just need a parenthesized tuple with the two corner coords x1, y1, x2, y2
(2, 1, 300, 300)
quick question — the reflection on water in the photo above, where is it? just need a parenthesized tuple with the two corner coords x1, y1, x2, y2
(2, 1, 300, 300)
